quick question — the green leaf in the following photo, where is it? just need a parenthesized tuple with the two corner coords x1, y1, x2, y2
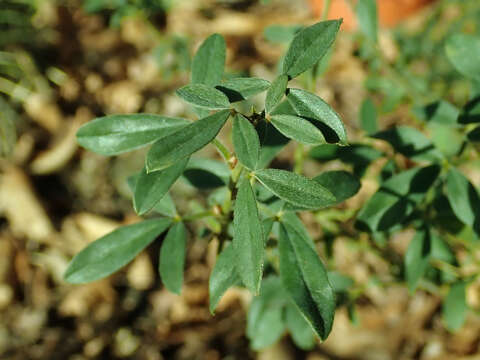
(373, 126, 443, 163)
(270, 114, 326, 145)
(429, 123, 464, 157)
(359, 98, 377, 134)
(264, 24, 302, 44)
(256, 119, 290, 168)
(287, 88, 347, 144)
(405, 229, 431, 293)
(459, 96, 480, 124)
(356, 0, 377, 42)
(356, 165, 440, 232)
(278, 222, 335, 340)
(412, 100, 460, 126)
(209, 243, 242, 314)
(159, 222, 187, 294)
(313, 170, 360, 204)
(64, 218, 171, 283)
(0, 97, 16, 157)
(176, 84, 230, 110)
(152, 193, 177, 217)
(146, 109, 230, 172)
(183, 157, 229, 189)
(255, 168, 336, 209)
(327, 271, 354, 293)
(247, 277, 287, 350)
(445, 167, 480, 228)
(265, 74, 288, 114)
(285, 303, 316, 350)
(191, 33, 226, 86)
(76, 114, 189, 156)
(283, 19, 341, 79)
(232, 114, 260, 170)
(134, 159, 188, 215)
(443, 281, 468, 332)
(216, 77, 270, 102)
(445, 34, 480, 81)
(233, 178, 264, 294)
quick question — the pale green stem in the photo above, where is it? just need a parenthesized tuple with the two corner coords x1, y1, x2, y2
(322, 0, 332, 20)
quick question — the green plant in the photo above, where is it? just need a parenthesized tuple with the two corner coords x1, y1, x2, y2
(64, 19, 362, 347)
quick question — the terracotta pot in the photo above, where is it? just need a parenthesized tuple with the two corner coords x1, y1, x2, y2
(310, 0, 437, 30)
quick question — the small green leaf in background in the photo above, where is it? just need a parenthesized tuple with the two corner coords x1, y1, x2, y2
(64, 218, 171, 283)
(412, 100, 460, 126)
(232, 114, 260, 170)
(134, 158, 188, 215)
(278, 222, 335, 340)
(270, 114, 326, 145)
(255, 168, 336, 209)
(429, 123, 464, 157)
(0, 98, 16, 157)
(445, 167, 480, 228)
(159, 222, 187, 295)
(265, 74, 288, 114)
(283, 19, 341, 79)
(233, 178, 264, 294)
(445, 33, 480, 82)
(287, 88, 347, 144)
(216, 77, 270, 102)
(247, 277, 287, 350)
(313, 170, 361, 204)
(373, 126, 443, 163)
(327, 271, 354, 294)
(176, 84, 230, 110)
(356, 165, 440, 232)
(146, 109, 230, 172)
(442, 281, 468, 332)
(285, 303, 316, 350)
(209, 243, 242, 314)
(359, 98, 377, 134)
(264, 24, 303, 44)
(77, 114, 189, 156)
(405, 229, 431, 293)
(356, 0, 378, 43)
(191, 33, 226, 86)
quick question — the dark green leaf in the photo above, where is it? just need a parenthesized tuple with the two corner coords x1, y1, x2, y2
(359, 98, 377, 134)
(146, 110, 230, 172)
(356, 0, 377, 42)
(159, 222, 187, 294)
(216, 77, 270, 102)
(285, 303, 316, 350)
(77, 114, 189, 156)
(247, 277, 287, 350)
(287, 88, 347, 144)
(134, 159, 188, 215)
(270, 114, 326, 145)
(257, 119, 290, 168)
(232, 114, 260, 170)
(176, 84, 230, 109)
(152, 193, 177, 217)
(373, 126, 443, 163)
(445, 167, 480, 228)
(255, 168, 336, 209)
(283, 20, 341, 79)
(445, 34, 480, 81)
(443, 281, 468, 332)
(459, 96, 480, 124)
(278, 223, 335, 340)
(467, 125, 480, 142)
(209, 243, 242, 314)
(233, 178, 264, 293)
(313, 170, 360, 204)
(265, 74, 288, 114)
(64, 218, 171, 283)
(191, 33, 226, 86)
(405, 229, 431, 293)
(183, 157, 229, 189)
(356, 165, 440, 232)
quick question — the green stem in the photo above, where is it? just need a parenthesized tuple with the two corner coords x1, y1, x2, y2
(294, 143, 305, 174)
(321, 0, 332, 21)
(182, 210, 215, 222)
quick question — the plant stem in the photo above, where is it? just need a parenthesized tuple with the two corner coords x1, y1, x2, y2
(182, 210, 215, 222)
(321, 0, 332, 21)
(294, 143, 305, 174)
